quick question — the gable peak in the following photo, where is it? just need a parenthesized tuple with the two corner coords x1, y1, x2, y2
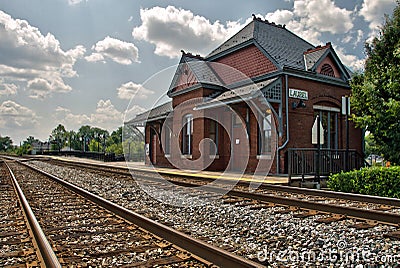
(304, 42, 332, 55)
(251, 14, 286, 29)
(181, 50, 204, 60)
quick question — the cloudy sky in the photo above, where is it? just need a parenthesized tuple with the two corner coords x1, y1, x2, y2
(0, 0, 397, 144)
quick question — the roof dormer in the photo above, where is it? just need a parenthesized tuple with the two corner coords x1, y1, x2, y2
(304, 42, 351, 81)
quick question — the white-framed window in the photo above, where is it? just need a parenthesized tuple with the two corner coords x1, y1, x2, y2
(314, 109, 339, 149)
(258, 113, 272, 154)
(163, 126, 171, 155)
(182, 114, 193, 155)
(209, 119, 218, 155)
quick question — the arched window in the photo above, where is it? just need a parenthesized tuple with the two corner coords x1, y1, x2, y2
(182, 114, 193, 155)
(320, 64, 335, 77)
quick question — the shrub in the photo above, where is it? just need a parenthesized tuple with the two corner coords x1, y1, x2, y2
(328, 166, 400, 198)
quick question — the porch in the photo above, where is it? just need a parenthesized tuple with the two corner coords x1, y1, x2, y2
(288, 148, 367, 184)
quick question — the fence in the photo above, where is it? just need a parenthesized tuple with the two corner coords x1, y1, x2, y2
(288, 148, 366, 182)
(40, 151, 145, 162)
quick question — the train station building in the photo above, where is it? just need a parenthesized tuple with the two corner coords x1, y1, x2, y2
(126, 16, 363, 175)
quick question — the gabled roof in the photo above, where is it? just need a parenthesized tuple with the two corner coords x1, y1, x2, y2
(304, 45, 330, 71)
(195, 78, 279, 110)
(125, 101, 173, 126)
(207, 20, 255, 58)
(304, 42, 351, 80)
(168, 53, 224, 94)
(207, 16, 315, 70)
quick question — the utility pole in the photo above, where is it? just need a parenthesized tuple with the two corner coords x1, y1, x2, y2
(342, 96, 350, 171)
(316, 115, 321, 184)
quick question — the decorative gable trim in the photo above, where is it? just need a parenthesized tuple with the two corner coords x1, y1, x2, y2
(168, 61, 199, 94)
(260, 77, 282, 103)
(305, 43, 351, 81)
(168, 52, 226, 97)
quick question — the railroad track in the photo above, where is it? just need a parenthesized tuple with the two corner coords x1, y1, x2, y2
(40, 157, 400, 228)
(0, 160, 41, 268)
(2, 159, 262, 267)
(17, 157, 400, 266)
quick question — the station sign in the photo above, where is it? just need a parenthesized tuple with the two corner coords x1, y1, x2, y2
(289, 88, 308, 100)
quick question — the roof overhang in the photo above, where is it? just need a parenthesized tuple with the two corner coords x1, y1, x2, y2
(194, 78, 279, 111)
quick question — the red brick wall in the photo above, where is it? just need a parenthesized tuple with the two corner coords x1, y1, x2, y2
(147, 74, 363, 175)
(280, 76, 363, 173)
(214, 45, 278, 84)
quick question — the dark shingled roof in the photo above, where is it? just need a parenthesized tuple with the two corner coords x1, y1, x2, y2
(125, 101, 172, 126)
(169, 54, 224, 93)
(207, 17, 315, 70)
(196, 78, 278, 110)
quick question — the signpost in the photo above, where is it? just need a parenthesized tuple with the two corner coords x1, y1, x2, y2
(342, 96, 350, 171)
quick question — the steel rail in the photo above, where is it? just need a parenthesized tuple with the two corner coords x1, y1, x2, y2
(3, 160, 61, 268)
(46, 157, 400, 207)
(19, 160, 264, 268)
(27, 157, 400, 224)
(130, 173, 400, 225)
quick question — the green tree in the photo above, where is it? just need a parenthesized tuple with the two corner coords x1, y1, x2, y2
(364, 133, 379, 157)
(351, 2, 400, 164)
(50, 124, 68, 151)
(25, 136, 37, 145)
(76, 125, 109, 152)
(105, 127, 123, 154)
(77, 125, 92, 151)
(89, 139, 103, 152)
(0, 136, 13, 151)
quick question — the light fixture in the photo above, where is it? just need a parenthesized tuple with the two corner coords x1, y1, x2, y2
(292, 100, 306, 109)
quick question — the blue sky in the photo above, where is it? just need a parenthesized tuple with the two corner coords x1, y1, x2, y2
(0, 0, 397, 144)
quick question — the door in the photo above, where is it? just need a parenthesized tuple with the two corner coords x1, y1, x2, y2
(231, 113, 248, 171)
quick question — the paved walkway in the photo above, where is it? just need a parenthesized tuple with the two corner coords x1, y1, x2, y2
(35, 155, 289, 185)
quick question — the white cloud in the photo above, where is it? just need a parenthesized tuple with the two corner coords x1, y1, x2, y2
(335, 46, 365, 71)
(0, 10, 85, 99)
(265, 9, 294, 25)
(55, 106, 91, 128)
(355, 29, 364, 45)
(359, 0, 396, 30)
(84, 53, 105, 63)
(0, 82, 18, 96)
(27, 77, 72, 99)
(359, 0, 397, 41)
(85, 36, 139, 65)
(293, 0, 352, 34)
(341, 29, 364, 46)
(132, 6, 243, 58)
(124, 104, 147, 121)
(55, 99, 143, 131)
(294, 0, 353, 34)
(68, 0, 87, 6)
(117, 81, 154, 100)
(265, 0, 354, 46)
(263, 4, 365, 73)
(265, 10, 321, 44)
(91, 99, 123, 127)
(0, 100, 38, 129)
(342, 35, 353, 44)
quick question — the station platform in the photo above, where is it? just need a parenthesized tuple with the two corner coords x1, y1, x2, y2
(32, 155, 289, 185)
